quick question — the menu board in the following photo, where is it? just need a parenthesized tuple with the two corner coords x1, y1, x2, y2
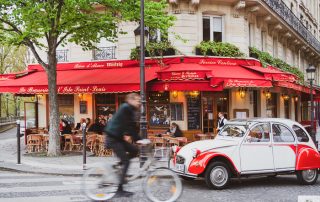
(187, 96, 201, 130)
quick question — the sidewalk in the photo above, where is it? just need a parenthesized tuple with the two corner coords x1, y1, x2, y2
(0, 128, 164, 176)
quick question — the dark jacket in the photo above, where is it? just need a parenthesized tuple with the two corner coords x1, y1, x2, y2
(166, 127, 183, 137)
(105, 103, 141, 141)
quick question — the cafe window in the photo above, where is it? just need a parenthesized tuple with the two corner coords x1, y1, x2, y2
(95, 94, 116, 117)
(266, 93, 277, 118)
(203, 16, 223, 42)
(170, 103, 183, 121)
(58, 94, 74, 124)
(148, 92, 170, 128)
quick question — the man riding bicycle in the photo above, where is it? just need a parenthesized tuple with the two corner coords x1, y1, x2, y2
(104, 93, 142, 197)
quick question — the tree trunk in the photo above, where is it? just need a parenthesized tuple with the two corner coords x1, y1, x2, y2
(0, 94, 2, 117)
(47, 54, 61, 156)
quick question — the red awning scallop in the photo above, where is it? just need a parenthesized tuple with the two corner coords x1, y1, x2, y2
(242, 65, 297, 82)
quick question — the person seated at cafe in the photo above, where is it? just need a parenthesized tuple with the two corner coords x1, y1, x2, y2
(166, 122, 183, 137)
(85, 118, 92, 131)
(61, 119, 72, 135)
(88, 118, 102, 134)
(75, 118, 86, 130)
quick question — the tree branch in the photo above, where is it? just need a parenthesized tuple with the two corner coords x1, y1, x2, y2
(0, 18, 23, 35)
(25, 40, 48, 70)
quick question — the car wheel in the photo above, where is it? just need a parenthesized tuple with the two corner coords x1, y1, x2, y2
(205, 161, 230, 189)
(181, 176, 195, 181)
(296, 169, 318, 185)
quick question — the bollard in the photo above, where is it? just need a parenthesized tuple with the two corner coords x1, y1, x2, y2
(82, 123, 87, 170)
(16, 120, 21, 165)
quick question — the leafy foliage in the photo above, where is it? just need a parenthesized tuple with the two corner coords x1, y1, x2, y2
(0, 0, 175, 155)
(249, 47, 304, 82)
(195, 41, 245, 57)
(130, 41, 175, 60)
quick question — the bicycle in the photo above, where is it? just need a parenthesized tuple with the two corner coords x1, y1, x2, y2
(81, 139, 183, 202)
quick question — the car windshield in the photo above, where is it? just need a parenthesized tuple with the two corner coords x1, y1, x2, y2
(219, 124, 247, 138)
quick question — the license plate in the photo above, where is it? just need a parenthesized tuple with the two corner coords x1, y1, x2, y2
(175, 164, 185, 172)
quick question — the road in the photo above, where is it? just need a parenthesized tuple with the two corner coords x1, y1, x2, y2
(0, 127, 17, 140)
(0, 170, 319, 202)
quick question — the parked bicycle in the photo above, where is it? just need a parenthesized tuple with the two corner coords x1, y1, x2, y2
(82, 139, 182, 202)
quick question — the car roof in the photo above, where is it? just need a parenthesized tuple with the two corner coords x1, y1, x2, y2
(227, 118, 302, 128)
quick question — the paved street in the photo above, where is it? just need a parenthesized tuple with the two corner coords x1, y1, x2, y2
(0, 170, 320, 202)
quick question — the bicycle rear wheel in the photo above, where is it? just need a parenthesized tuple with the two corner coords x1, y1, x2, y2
(143, 167, 182, 202)
(82, 164, 118, 201)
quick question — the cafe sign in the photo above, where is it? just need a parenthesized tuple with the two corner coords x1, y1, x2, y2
(158, 71, 210, 81)
(224, 79, 273, 88)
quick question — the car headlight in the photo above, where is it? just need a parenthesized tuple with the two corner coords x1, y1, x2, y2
(191, 148, 201, 158)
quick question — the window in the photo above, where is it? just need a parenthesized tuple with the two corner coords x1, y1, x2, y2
(272, 124, 295, 142)
(149, 29, 168, 42)
(293, 125, 309, 142)
(58, 95, 74, 125)
(148, 92, 170, 128)
(95, 94, 116, 117)
(273, 37, 278, 57)
(170, 103, 183, 121)
(203, 16, 223, 42)
(266, 93, 277, 118)
(246, 124, 270, 142)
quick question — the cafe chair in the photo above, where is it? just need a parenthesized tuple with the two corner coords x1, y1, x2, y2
(26, 134, 43, 153)
(63, 134, 72, 151)
(152, 137, 167, 160)
(70, 135, 82, 151)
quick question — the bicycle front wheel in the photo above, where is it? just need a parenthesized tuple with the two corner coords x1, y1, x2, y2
(143, 167, 183, 202)
(82, 164, 118, 201)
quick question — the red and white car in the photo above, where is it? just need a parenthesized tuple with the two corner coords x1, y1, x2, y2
(170, 118, 320, 189)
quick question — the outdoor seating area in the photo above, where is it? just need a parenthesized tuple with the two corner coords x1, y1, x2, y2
(25, 127, 217, 157)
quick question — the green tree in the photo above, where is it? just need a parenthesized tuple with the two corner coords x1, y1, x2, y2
(0, 0, 175, 156)
(0, 45, 27, 117)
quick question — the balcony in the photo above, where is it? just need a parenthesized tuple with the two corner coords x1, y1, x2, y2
(56, 50, 68, 62)
(262, 0, 320, 54)
(93, 46, 116, 60)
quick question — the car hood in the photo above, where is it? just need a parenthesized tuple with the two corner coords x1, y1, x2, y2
(178, 138, 239, 156)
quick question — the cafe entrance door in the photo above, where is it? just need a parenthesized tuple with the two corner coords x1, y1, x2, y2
(202, 91, 229, 133)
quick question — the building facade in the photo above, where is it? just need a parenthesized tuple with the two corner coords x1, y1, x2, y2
(19, 0, 320, 136)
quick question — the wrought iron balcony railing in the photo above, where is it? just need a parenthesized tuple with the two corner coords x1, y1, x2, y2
(93, 46, 116, 60)
(262, 0, 320, 53)
(56, 50, 68, 62)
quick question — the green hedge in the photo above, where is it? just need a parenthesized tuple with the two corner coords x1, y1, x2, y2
(130, 41, 175, 60)
(249, 47, 304, 82)
(195, 41, 245, 57)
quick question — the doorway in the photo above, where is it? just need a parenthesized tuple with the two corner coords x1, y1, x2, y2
(202, 91, 229, 133)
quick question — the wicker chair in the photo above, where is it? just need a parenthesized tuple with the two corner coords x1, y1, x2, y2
(26, 135, 43, 153)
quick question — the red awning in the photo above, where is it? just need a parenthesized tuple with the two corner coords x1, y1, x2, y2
(148, 81, 223, 91)
(242, 65, 297, 82)
(0, 67, 159, 94)
(157, 63, 212, 81)
(274, 81, 314, 94)
(209, 65, 273, 88)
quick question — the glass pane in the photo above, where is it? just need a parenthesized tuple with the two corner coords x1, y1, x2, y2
(247, 124, 270, 142)
(213, 32, 222, 42)
(203, 18, 210, 41)
(25, 102, 36, 129)
(273, 124, 295, 142)
(212, 17, 222, 32)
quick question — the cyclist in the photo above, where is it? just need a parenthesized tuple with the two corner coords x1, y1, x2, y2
(104, 93, 142, 197)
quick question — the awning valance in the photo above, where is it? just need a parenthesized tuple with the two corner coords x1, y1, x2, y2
(274, 81, 314, 94)
(0, 66, 159, 94)
(242, 65, 297, 82)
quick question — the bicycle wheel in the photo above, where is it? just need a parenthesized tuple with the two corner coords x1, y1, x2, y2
(143, 167, 183, 202)
(82, 164, 119, 201)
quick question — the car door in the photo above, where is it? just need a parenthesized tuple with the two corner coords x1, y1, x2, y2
(271, 123, 296, 171)
(240, 123, 274, 172)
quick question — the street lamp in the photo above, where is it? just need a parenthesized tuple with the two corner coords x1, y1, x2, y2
(134, 1, 149, 140)
(306, 64, 316, 144)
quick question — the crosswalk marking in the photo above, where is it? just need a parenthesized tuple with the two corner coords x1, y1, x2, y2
(0, 171, 88, 202)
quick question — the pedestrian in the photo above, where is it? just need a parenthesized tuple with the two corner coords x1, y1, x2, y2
(217, 112, 227, 133)
(104, 93, 143, 197)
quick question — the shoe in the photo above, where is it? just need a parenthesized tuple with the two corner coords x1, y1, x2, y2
(114, 190, 134, 198)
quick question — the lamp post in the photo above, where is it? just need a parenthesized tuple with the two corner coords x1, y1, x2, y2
(134, 4, 149, 140)
(306, 64, 316, 144)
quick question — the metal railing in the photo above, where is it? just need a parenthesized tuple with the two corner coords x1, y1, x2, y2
(262, 0, 320, 53)
(56, 50, 69, 62)
(93, 46, 116, 60)
(0, 116, 21, 126)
